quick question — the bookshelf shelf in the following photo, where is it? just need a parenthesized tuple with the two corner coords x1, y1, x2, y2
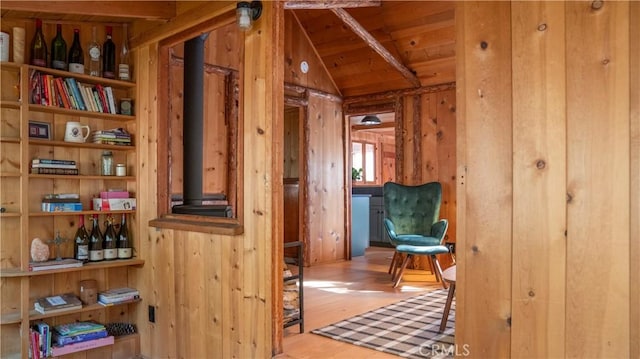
(28, 64, 135, 88)
(29, 139, 135, 150)
(0, 137, 21, 144)
(0, 100, 21, 109)
(0, 258, 144, 278)
(29, 174, 135, 180)
(29, 104, 135, 121)
(29, 298, 143, 322)
(29, 209, 137, 217)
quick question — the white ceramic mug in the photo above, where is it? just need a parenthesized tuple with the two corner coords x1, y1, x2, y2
(64, 122, 90, 143)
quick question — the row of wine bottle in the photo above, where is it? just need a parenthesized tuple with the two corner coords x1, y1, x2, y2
(30, 19, 130, 81)
(73, 214, 132, 262)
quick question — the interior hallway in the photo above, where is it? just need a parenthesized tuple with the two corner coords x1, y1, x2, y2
(279, 247, 445, 358)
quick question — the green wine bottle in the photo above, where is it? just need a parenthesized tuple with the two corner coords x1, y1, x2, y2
(68, 28, 84, 74)
(30, 19, 48, 67)
(50, 23, 67, 70)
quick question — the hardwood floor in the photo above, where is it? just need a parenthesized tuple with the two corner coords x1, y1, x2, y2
(278, 247, 445, 359)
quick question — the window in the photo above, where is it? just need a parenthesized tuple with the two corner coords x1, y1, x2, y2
(352, 141, 376, 184)
(152, 22, 243, 234)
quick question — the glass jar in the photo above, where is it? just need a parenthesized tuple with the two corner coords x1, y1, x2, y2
(101, 151, 113, 176)
(116, 163, 126, 177)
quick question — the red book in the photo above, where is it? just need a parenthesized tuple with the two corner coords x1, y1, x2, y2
(94, 84, 110, 113)
(54, 78, 71, 109)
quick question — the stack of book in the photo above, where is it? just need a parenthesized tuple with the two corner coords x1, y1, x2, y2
(34, 293, 83, 314)
(98, 287, 140, 306)
(41, 193, 82, 212)
(29, 71, 118, 114)
(30, 322, 52, 359)
(31, 158, 78, 175)
(51, 322, 114, 357)
(92, 128, 132, 146)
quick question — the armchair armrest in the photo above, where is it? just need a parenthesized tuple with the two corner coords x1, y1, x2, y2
(430, 219, 449, 244)
(383, 218, 398, 239)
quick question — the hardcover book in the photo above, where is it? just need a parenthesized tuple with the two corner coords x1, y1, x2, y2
(54, 321, 105, 336)
(50, 336, 114, 357)
(34, 293, 82, 314)
(53, 329, 108, 346)
(29, 258, 83, 272)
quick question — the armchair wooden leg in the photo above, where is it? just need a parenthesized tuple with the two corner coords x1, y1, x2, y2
(393, 254, 412, 288)
(431, 255, 447, 289)
(439, 282, 456, 332)
(388, 251, 398, 274)
(391, 253, 404, 282)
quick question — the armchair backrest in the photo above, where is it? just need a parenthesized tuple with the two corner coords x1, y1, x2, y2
(383, 181, 442, 235)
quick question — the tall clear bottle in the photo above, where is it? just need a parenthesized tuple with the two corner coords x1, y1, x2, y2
(68, 28, 84, 74)
(89, 215, 104, 262)
(117, 214, 132, 259)
(103, 216, 118, 260)
(118, 24, 130, 81)
(87, 26, 101, 77)
(102, 26, 115, 79)
(50, 23, 67, 70)
(30, 18, 48, 67)
(73, 215, 90, 262)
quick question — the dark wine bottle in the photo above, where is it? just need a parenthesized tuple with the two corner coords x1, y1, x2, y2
(50, 23, 67, 70)
(103, 216, 118, 260)
(30, 18, 48, 67)
(102, 26, 115, 79)
(73, 215, 90, 262)
(89, 215, 104, 262)
(117, 214, 132, 259)
(68, 28, 84, 74)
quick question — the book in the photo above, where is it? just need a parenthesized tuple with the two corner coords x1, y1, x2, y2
(35, 322, 51, 357)
(43, 193, 80, 199)
(54, 321, 105, 336)
(42, 198, 82, 203)
(31, 167, 79, 175)
(50, 336, 114, 357)
(52, 329, 108, 346)
(31, 163, 78, 169)
(67, 77, 86, 111)
(104, 86, 116, 114)
(29, 258, 83, 272)
(34, 293, 82, 314)
(98, 287, 139, 300)
(98, 295, 140, 306)
(32, 158, 76, 166)
(41, 202, 83, 212)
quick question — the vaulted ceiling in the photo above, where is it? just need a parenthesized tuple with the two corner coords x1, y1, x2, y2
(290, 1, 456, 98)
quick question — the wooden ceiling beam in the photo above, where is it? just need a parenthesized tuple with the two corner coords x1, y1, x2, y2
(0, 1, 176, 20)
(284, 1, 381, 10)
(329, 8, 422, 88)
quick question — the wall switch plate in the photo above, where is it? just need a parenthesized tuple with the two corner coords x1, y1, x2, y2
(148, 305, 156, 323)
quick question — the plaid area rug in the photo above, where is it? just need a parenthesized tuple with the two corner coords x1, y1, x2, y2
(311, 289, 454, 358)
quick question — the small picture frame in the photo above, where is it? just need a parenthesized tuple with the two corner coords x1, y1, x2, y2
(28, 121, 51, 140)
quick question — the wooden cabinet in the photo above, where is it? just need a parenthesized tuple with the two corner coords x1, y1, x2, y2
(368, 196, 391, 247)
(0, 62, 141, 358)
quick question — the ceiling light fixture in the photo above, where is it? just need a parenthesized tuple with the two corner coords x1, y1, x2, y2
(236, 1, 263, 31)
(360, 115, 381, 125)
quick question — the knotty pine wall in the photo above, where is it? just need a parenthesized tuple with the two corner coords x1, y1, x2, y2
(456, 2, 639, 358)
(132, 2, 282, 358)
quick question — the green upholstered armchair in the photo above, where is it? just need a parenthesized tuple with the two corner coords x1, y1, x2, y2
(383, 181, 449, 288)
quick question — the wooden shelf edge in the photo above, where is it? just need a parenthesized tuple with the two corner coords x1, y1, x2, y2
(0, 136, 21, 143)
(29, 104, 135, 121)
(29, 209, 136, 217)
(29, 139, 135, 150)
(29, 174, 135, 180)
(27, 64, 136, 88)
(0, 100, 21, 108)
(149, 215, 244, 235)
(0, 258, 144, 277)
(29, 298, 142, 321)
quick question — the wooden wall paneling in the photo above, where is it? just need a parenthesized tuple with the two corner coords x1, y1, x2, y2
(456, 2, 513, 357)
(169, 57, 184, 195)
(401, 96, 415, 184)
(421, 93, 438, 183)
(284, 106, 301, 179)
(395, 97, 404, 182)
(203, 70, 229, 195)
(630, 3, 640, 358)
(435, 88, 456, 270)
(511, 2, 566, 357)
(241, 2, 282, 357)
(566, 2, 630, 357)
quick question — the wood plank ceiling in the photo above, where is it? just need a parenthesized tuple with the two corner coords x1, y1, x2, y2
(0, 1, 456, 99)
(290, 1, 455, 97)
